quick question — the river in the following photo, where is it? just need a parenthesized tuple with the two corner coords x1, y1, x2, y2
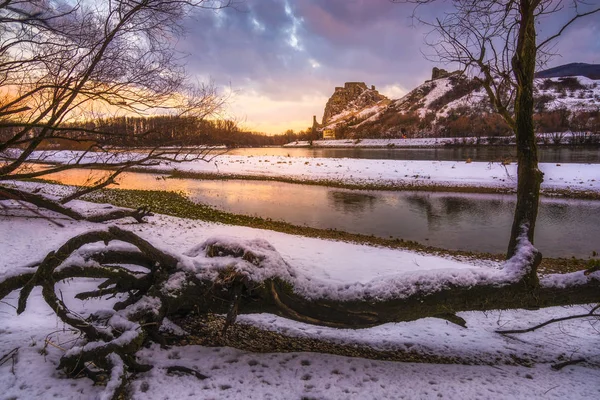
(225, 146, 600, 163)
(41, 169, 600, 258)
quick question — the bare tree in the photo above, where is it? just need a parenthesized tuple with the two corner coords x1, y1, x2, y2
(1, 2, 600, 397)
(0, 0, 232, 219)
(393, 0, 600, 285)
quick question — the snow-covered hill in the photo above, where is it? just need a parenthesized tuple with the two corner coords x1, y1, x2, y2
(321, 82, 389, 130)
(320, 68, 600, 139)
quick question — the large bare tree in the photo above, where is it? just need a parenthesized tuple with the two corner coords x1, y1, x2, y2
(0, 0, 231, 218)
(394, 0, 600, 285)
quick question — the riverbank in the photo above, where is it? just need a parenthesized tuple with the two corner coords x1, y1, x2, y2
(158, 156, 600, 198)
(21, 150, 600, 199)
(284, 138, 470, 148)
(158, 156, 600, 199)
(1, 188, 599, 399)
(165, 168, 600, 200)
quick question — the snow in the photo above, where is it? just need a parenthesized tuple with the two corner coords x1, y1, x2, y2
(439, 87, 488, 118)
(357, 103, 385, 118)
(501, 224, 539, 279)
(101, 354, 125, 400)
(127, 335, 600, 399)
(1, 185, 599, 399)
(417, 77, 453, 117)
(158, 156, 600, 196)
(16, 149, 600, 196)
(535, 76, 600, 112)
(123, 295, 163, 317)
(162, 271, 191, 296)
(182, 233, 517, 302)
(185, 235, 298, 285)
(237, 304, 600, 365)
(541, 270, 599, 289)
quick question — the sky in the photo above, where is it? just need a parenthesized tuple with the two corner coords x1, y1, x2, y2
(178, 0, 600, 134)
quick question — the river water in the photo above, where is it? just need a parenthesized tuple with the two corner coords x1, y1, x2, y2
(225, 146, 600, 164)
(42, 169, 600, 258)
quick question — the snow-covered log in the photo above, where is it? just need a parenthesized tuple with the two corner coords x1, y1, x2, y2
(1, 227, 599, 398)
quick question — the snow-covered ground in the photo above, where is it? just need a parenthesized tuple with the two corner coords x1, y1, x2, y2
(14, 149, 600, 196)
(1, 191, 599, 399)
(536, 76, 600, 112)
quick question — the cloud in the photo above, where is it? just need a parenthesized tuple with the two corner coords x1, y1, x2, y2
(176, 0, 599, 134)
(229, 90, 329, 134)
(379, 84, 409, 99)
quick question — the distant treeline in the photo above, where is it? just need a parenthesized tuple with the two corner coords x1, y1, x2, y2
(0, 115, 317, 149)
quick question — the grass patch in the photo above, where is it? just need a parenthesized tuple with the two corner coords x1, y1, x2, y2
(83, 187, 591, 273)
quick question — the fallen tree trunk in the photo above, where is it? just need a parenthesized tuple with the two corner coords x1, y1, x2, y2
(1, 226, 598, 399)
(0, 186, 152, 223)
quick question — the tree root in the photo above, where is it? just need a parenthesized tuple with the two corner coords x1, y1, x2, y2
(165, 366, 209, 380)
(551, 358, 586, 371)
(1, 227, 599, 398)
(496, 306, 600, 334)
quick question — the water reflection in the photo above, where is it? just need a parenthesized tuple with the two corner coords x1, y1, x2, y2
(40, 169, 600, 258)
(403, 194, 513, 231)
(328, 191, 378, 214)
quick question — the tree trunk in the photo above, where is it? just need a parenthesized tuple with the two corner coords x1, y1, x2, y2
(507, 1, 544, 287)
(1, 226, 598, 400)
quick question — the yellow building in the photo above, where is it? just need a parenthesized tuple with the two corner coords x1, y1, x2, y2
(323, 129, 335, 139)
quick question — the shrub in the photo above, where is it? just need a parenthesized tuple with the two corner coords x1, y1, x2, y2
(533, 94, 554, 112)
(539, 77, 585, 92)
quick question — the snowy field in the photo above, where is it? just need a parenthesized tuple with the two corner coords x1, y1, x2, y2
(14, 149, 600, 195)
(1, 190, 599, 399)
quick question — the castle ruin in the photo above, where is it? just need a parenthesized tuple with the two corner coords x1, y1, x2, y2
(322, 82, 383, 124)
(429, 67, 463, 81)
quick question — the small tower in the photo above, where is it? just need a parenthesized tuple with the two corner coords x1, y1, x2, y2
(311, 115, 319, 137)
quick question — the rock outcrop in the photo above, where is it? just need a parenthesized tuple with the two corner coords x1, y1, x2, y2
(431, 67, 462, 81)
(322, 82, 386, 124)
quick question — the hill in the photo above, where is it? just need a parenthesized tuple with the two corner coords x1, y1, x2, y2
(317, 67, 600, 140)
(535, 63, 600, 80)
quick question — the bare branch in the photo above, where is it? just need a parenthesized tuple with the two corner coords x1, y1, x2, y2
(537, 5, 600, 50)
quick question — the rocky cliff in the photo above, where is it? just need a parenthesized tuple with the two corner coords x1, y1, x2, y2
(322, 82, 388, 126)
(316, 66, 600, 139)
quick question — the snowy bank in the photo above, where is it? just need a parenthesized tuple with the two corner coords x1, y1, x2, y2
(1, 198, 599, 399)
(18, 150, 600, 196)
